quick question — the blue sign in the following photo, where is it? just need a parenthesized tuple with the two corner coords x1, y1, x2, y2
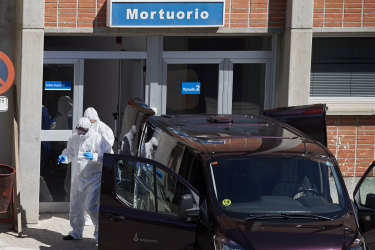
(182, 82, 200, 94)
(45, 81, 71, 91)
(108, 1, 224, 27)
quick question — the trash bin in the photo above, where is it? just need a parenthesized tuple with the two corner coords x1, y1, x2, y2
(0, 164, 15, 213)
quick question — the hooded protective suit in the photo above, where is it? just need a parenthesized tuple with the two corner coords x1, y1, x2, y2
(84, 107, 114, 149)
(59, 117, 111, 242)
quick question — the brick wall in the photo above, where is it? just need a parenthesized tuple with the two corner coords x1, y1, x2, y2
(45, 0, 286, 29)
(327, 115, 375, 177)
(314, 0, 375, 28)
(45, 0, 106, 28)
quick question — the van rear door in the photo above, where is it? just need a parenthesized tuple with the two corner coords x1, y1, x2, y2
(353, 161, 375, 249)
(118, 99, 155, 156)
(99, 154, 199, 250)
(263, 104, 327, 146)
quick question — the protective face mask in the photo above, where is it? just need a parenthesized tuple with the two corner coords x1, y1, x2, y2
(77, 129, 88, 136)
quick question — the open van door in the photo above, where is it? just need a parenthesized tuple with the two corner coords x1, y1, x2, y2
(118, 99, 155, 156)
(263, 104, 327, 146)
(99, 154, 199, 250)
(353, 161, 375, 249)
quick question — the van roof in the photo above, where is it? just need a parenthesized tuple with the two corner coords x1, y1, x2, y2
(149, 114, 329, 157)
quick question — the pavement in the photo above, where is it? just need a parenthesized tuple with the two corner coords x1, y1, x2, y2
(0, 213, 97, 250)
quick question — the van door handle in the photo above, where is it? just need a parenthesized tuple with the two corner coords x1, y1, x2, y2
(104, 213, 125, 222)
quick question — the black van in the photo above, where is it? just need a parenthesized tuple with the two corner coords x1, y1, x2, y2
(99, 99, 375, 250)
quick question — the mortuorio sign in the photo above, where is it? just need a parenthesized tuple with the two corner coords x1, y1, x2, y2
(107, 0, 224, 28)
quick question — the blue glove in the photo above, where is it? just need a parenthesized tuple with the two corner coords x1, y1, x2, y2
(57, 155, 66, 164)
(84, 152, 93, 160)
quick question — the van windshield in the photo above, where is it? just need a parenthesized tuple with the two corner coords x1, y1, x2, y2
(209, 156, 347, 219)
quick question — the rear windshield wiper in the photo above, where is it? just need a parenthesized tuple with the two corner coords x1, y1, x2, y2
(246, 213, 332, 221)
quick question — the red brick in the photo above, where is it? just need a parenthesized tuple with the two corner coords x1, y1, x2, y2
(326, 13, 343, 18)
(231, 23, 249, 27)
(345, 3, 364, 8)
(232, 3, 250, 9)
(78, 13, 97, 18)
(325, 8, 344, 13)
(45, 22, 58, 27)
(251, 13, 268, 18)
(59, 8, 77, 13)
(364, 22, 375, 26)
(45, 17, 57, 22)
(77, 22, 94, 27)
(77, 0, 97, 3)
(231, 18, 249, 23)
(77, 8, 97, 13)
(78, 3, 96, 8)
(59, 22, 76, 27)
(251, 3, 268, 8)
(59, 17, 77, 23)
(78, 17, 95, 22)
(231, 13, 249, 18)
(249, 22, 267, 27)
(249, 8, 268, 13)
(344, 17, 363, 22)
(59, 13, 77, 18)
(344, 8, 363, 13)
(326, 0, 344, 3)
(45, 3, 57, 8)
(251, 0, 268, 3)
(59, 3, 77, 8)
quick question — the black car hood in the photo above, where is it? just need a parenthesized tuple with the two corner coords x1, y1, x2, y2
(218, 215, 358, 250)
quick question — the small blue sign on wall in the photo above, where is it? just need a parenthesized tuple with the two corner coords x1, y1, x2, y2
(182, 82, 200, 94)
(45, 81, 72, 91)
(107, 0, 224, 28)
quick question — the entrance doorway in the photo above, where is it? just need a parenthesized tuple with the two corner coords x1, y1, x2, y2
(41, 52, 146, 212)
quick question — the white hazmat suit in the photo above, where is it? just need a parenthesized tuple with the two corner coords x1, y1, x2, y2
(84, 107, 115, 150)
(59, 117, 111, 242)
(83, 107, 115, 225)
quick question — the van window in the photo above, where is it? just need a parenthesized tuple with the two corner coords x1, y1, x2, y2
(115, 159, 191, 216)
(209, 156, 346, 219)
(180, 150, 206, 197)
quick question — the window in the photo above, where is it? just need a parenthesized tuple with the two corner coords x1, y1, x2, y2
(209, 156, 346, 219)
(115, 158, 192, 216)
(310, 38, 375, 99)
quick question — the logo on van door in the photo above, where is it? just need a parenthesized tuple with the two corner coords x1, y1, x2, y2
(133, 232, 159, 244)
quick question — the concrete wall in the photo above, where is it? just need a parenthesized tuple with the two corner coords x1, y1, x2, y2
(15, 0, 45, 223)
(278, 0, 314, 107)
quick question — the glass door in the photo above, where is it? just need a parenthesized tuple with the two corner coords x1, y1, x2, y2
(162, 59, 224, 114)
(228, 59, 271, 115)
(40, 59, 83, 212)
(162, 57, 271, 115)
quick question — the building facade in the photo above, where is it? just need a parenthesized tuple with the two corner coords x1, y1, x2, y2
(0, 0, 374, 223)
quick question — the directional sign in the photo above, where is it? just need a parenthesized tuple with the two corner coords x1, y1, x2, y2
(0, 51, 15, 95)
(182, 82, 200, 94)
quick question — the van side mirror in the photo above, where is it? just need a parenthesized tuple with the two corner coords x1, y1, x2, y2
(179, 194, 199, 221)
(365, 194, 375, 209)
